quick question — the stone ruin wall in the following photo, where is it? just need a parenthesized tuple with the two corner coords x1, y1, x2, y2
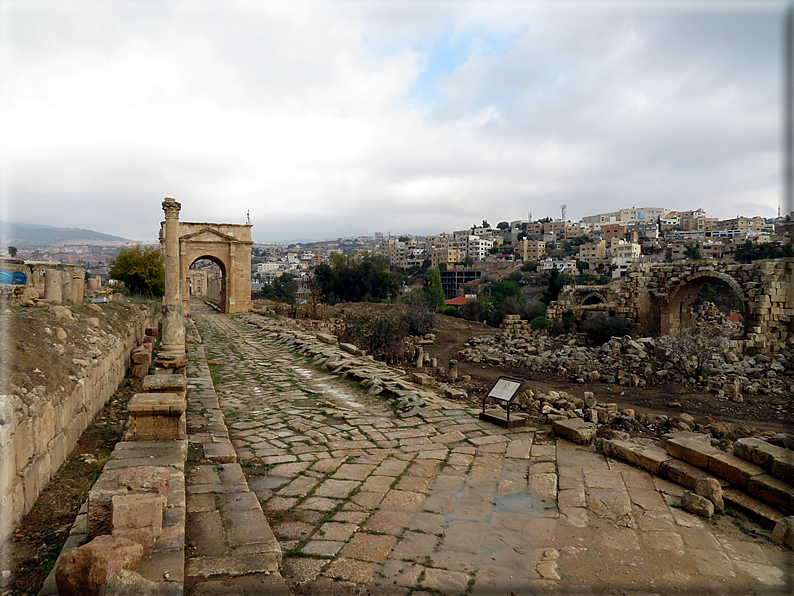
(0, 306, 157, 544)
(546, 259, 794, 355)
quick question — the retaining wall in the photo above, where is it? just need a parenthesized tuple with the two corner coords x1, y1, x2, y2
(0, 305, 157, 544)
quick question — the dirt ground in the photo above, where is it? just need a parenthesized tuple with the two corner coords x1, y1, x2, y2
(276, 299, 793, 436)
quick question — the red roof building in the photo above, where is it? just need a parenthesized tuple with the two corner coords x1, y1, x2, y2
(445, 296, 469, 306)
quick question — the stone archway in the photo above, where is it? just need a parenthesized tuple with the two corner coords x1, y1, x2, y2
(160, 208, 253, 315)
(189, 255, 226, 305)
(178, 225, 252, 314)
(660, 271, 747, 336)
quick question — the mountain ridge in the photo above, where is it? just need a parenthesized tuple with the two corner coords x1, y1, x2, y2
(0, 222, 129, 246)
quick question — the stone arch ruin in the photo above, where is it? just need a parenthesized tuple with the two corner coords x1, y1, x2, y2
(547, 260, 793, 354)
(660, 270, 747, 337)
(160, 215, 253, 315)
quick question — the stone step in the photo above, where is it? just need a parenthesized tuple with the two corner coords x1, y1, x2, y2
(664, 436, 794, 515)
(723, 488, 785, 530)
(734, 437, 794, 485)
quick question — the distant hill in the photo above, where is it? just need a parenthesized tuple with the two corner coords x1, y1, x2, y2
(0, 222, 129, 246)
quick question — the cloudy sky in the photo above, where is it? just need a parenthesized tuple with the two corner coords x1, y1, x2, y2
(0, 0, 789, 242)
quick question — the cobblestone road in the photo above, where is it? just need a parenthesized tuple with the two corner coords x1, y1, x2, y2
(193, 310, 792, 595)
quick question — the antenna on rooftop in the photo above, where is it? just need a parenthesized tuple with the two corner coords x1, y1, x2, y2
(528, 211, 532, 222)
(561, 204, 567, 221)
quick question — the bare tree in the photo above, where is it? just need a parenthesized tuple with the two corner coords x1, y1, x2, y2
(657, 327, 727, 381)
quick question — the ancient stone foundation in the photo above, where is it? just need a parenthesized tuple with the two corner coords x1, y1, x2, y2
(0, 306, 156, 544)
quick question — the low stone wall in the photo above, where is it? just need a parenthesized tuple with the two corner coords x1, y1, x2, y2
(0, 304, 157, 544)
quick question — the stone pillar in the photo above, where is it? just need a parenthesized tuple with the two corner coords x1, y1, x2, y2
(44, 269, 62, 304)
(415, 346, 423, 369)
(228, 243, 236, 312)
(87, 278, 100, 291)
(61, 271, 71, 304)
(448, 359, 458, 380)
(160, 198, 185, 357)
(72, 274, 84, 303)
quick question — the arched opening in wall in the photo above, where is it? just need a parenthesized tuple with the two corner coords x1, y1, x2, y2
(671, 275, 745, 338)
(582, 295, 604, 306)
(189, 257, 226, 312)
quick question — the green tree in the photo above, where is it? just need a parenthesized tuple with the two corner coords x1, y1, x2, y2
(422, 266, 446, 309)
(497, 221, 510, 230)
(521, 261, 538, 272)
(109, 246, 165, 297)
(463, 256, 474, 266)
(7, 246, 17, 257)
(541, 268, 574, 304)
(262, 273, 297, 303)
(684, 243, 703, 260)
(313, 252, 398, 303)
(483, 280, 524, 307)
(734, 241, 793, 263)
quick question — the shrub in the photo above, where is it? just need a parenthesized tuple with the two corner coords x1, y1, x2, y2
(438, 305, 459, 317)
(522, 302, 546, 321)
(529, 316, 552, 330)
(398, 291, 436, 335)
(580, 316, 634, 346)
(460, 299, 487, 322)
(338, 312, 408, 359)
(657, 327, 727, 380)
(487, 295, 523, 327)
(522, 261, 538, 272)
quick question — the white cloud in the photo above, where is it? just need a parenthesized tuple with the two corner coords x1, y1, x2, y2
(0, 0, 786, 242)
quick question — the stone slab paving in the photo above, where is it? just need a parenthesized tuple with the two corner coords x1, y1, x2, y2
(183, 314, 290, 595)
(194, 310, 794, 596)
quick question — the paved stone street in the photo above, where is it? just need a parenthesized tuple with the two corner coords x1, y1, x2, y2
(191, 309, 793, 595)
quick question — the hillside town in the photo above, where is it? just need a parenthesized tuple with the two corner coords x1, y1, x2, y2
(243, 206, 791, 301)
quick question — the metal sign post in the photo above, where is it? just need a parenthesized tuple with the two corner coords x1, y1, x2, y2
(479, 376, 528, 428)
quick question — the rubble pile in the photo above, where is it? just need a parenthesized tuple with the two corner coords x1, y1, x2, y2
(457, 315, 793, 398)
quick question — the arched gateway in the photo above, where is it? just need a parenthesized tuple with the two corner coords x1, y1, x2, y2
(160, 204, 253, 314)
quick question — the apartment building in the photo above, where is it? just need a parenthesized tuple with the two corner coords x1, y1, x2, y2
(609, 238, 642, 261)
(518, 239, 546, 261)
(580, 207, 667, 231)
(578, 240, 607, 262)
(430, 248, 462, 267)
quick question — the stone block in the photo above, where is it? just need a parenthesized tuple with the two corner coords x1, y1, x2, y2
(771, 516, 794, 549)
(665, 438, 719, 468)
(117, 467, 171, 500)
(112, 493, 163, 556)
(132, 350, 152, 365)
(131, 363, 149, 379)
(552, 419, 597, 445)
(694, 477, 724, 512)
(55, 535, 143, 596)
(747, 474, 794, 511)
(145, 326, 159, 338)
(771, 454, 794, 486)
(733, 437, 788, 469)
(142, 374, 187, 396)
(708, 452, 764, 489)
(98, 569, 163, 596)
(128, 393, 186, 441)
(681, 491, 714, 518)
(603, 438, 670, 473)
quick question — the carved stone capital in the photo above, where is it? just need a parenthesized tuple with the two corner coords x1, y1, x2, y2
(162, 197, 182, 219)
